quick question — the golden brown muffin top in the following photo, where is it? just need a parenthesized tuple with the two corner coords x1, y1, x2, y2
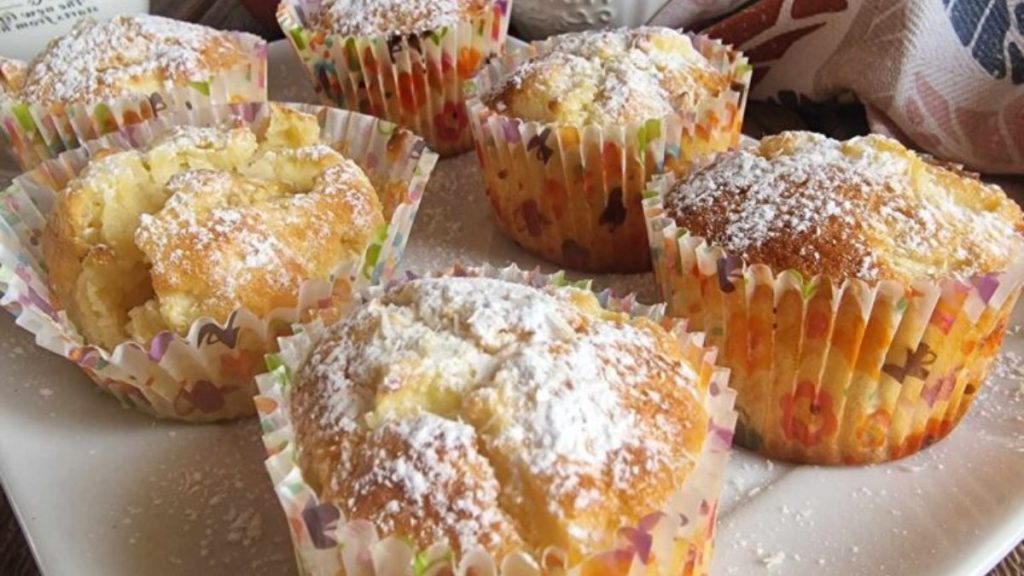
(311, 0, 489, 37)
(134, 148, 381, 336)
(483, 27, 729, 127)
(19, 15, 259, 106)
(291, 276, 709, 562)
(0, 57, 26, 101)
(664, 131, 1024, 283)
(42, 106, 384, 349)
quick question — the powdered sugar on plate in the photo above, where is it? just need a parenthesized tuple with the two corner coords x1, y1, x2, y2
(127, 423, 292, 574)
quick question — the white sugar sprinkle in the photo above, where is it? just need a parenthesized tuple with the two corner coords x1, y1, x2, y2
(313, 0, 487, 37)
(299, 275, 707, 549)
(20, 15, 258, 105)
(487, 27, 725, 126)
(761, 551, 786, 570)
(665, 132, 1023, 282)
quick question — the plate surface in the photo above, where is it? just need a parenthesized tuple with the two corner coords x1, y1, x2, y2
(0, 40, 1021, 576)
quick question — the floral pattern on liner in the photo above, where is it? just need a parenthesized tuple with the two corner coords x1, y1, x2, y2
(465, 35, 751, 274)
(0, 34, 268, 172)
(255, 264, 738, 576)
(277, 0, 513, 158)
(643, 174, 1024, 465)
(0, 102, 438, 422)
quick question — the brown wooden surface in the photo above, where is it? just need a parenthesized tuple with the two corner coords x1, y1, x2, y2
(0, 495, 36, 576)
(0, 2, 1020, 575)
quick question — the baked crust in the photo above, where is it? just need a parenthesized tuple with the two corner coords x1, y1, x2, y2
(42, 106, 384, 349)
(18, 15, 259, 106)
(312, 0, 489, 37)
(291, 276, 709, 561)
(484, 27, 729, 127)
(664, 131, 1024, 282)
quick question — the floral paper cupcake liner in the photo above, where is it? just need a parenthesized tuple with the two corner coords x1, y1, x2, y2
(256, 263, 738, 576)
(0, 33, 268, 172)
(644, 174, 1024, 465)
(465, 35, 751, 273)
(278, 0, 513, 158)
(0, 102, 438, 422)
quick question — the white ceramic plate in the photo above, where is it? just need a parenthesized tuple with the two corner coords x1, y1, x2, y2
(0, 40, 1021, 576)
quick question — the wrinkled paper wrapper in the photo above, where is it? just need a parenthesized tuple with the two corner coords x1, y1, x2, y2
(278, 0, 513, 158)
(644, 172, 1024, 464)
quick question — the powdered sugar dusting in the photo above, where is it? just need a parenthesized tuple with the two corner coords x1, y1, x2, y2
(53, 109, 382, 342)
(486, 27, 726, 126)
(297, 276, 707, 552)
(138, 171, 300, 301)
(487, 317, 689, 518)
(306, 276, 585, 431)
(347, 413, 509, 552)
(19, 15, 258, 105)
(150, 124, 242, 154)
(311, 160, 379, 230)
(665, 132, 1024, 282)
(313, 0, 487, 37)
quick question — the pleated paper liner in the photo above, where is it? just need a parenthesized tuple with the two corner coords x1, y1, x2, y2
(256, 264, 738, 576)
(0, 32, 268, 172)
(278, 0, 513, 158)
(644, 174, 1024, 465)
(0, 102, 438, 422)
(464, 34, 751, 274)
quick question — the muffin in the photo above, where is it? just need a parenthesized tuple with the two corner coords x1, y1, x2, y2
(0, 15, 267, 169)
(278, 0, 513, 157)
(256, 267, 737, 575)
(43, 106, 383, 351)
(466, 27, 751, 273)
(0, 102, 438, 421)
(644, 131, 1024, 464)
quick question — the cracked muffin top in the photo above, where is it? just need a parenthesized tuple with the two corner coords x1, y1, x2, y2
(43, 106, 384, 349)
(290, 275, 710, 562)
